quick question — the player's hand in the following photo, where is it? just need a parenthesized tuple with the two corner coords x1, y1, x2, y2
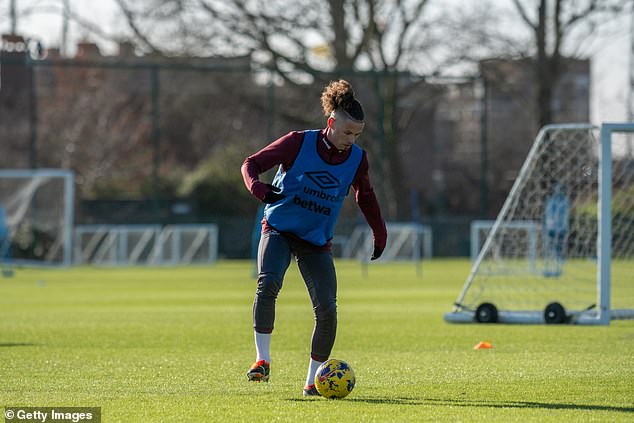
(370, 245, 384, 261)
(262, 184, 286, 204)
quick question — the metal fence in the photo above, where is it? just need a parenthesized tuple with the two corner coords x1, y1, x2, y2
(74, 224, 219, 265)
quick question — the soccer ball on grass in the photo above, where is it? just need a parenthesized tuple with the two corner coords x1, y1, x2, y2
(314, 358, 355, 399)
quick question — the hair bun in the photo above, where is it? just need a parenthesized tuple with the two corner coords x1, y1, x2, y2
(337, 90, 356, 109)
(321, 79, 364, 122)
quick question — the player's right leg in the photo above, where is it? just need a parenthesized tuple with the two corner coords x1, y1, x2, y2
(247, 230, 292, 382)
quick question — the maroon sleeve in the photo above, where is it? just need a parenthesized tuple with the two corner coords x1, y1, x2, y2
(352, 152, 387, 250)
(241, 132, 303, 201)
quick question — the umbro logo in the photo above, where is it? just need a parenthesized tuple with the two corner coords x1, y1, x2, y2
(305, 171, 340, 189)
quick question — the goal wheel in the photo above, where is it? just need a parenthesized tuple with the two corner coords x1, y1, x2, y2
(475, 302, 498, 323)
(544, 302, 567, 324)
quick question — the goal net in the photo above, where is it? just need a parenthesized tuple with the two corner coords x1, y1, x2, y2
(0, 169, 74, 267)
(445, 123, 634, 325)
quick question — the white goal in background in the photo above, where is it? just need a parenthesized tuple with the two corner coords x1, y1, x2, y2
(446, 123, 634, 325)
(470, 220, 539, 273)
(341, 222, 432, 262)
(74, 224, 219, 266)
(0, 169, 74, 267)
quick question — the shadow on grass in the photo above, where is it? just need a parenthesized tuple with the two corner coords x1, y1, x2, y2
(0, 342, 39, 348)
(288, 397, 634, 413)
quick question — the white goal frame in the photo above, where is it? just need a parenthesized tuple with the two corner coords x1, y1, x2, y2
(446, 123, 634, 325)
(0, 169, 74, 267)
(338, 222, 432, 261)
(596, 123, 634, 323)
(470, 220, 539, 271)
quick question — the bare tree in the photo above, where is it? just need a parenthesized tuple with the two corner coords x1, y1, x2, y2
(510, 0, 629, 127)
(108, 0, 472, 218)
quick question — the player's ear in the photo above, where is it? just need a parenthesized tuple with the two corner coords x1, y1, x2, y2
(327, 115, 336, 129)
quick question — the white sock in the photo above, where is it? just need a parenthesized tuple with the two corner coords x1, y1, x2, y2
(305, 358, 324, 387)
(254, 331, 271, 363)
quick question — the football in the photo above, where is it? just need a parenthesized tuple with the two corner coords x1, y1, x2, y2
(314, 358, 356, 399)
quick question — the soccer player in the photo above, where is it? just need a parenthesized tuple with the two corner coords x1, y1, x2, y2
(0, 206, 9, 260)
(543, 183, 570, 277)
(241, 79, 387, 396)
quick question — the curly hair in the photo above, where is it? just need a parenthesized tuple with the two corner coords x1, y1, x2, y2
(320, 79, 365, 122)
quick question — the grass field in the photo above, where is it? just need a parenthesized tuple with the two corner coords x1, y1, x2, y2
(1, 259, 633, 422)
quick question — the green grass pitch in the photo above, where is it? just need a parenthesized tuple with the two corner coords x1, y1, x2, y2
(1, 260, 633, 422)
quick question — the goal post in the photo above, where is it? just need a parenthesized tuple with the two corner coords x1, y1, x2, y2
(336, 222, 432, 277)
(0, 169, 75, 267)
(470, 220, 539, 271)
(342, 222, 433, 262)
(445, 123, 634, 325)
(598, 123, 634, 323)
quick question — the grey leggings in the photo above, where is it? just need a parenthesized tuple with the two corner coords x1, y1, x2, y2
(254, 230, 337, 362)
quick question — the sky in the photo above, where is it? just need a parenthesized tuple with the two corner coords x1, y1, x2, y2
(1, 0, 631, 125)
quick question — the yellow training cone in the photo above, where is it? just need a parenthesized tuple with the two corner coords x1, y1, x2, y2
(474, 341, 493, 350)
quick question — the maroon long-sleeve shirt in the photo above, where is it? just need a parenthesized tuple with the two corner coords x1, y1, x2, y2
(241, 128, 387, 252)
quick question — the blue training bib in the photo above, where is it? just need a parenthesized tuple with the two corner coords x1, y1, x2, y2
(265, 130, 363, 246)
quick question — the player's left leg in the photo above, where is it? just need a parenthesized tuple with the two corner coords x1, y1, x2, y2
(296, 251, 337, 395)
